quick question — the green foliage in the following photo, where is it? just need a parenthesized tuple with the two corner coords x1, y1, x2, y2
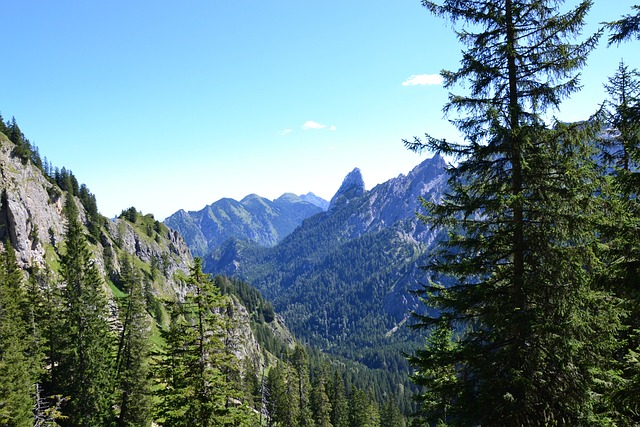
(596, 60, 640, 424)
(154, 258, 255, 426)
(114, 255, 153, 427)
(405, 0, 621, 425)
(606, 4, 640, 45)
(120, 207, 139, 223)
(54, 197, 115, 426)
(0, 243, 35, 427)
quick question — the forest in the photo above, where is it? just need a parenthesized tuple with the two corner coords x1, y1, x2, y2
(1, 0, 640, 426)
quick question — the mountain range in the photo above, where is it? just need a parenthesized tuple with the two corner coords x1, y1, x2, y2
(164, 192, 328, 257)
(171, 154, 449, 369)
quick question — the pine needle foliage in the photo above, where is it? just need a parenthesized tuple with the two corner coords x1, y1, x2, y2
(405, 1, 621, 425)
(154, 258, 252, 427)
(0, 243, 35, 427)
(55, 197, 115, 427)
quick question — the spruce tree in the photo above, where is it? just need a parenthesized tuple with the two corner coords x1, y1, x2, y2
(328, 371, 349, 427)
(597, 61, 640, 423)
(55, 197, 114, 427)
(405, 0, 619, 424)
(265, 363, 289, 427)
(291, 346, 315, 427)
(606, 4, 640, 44)
(310, 367, 332, 427)
(0, 243, 35, 427)
(155, 258, 252, 426)
(114, 256, 153, 427)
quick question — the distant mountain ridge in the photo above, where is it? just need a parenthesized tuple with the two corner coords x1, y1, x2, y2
(204, 155, 448, 366)
(164, 192, 328, 257)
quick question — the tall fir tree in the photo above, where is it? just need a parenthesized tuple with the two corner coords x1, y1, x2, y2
(55, 197, 114, 427)
(310, 367, 332, 427)
(0, 243, 35, 427)
(405, 0, 621, 424)
(597, 60, 640, 423)
(114, 255, 153, 427)
(155, 257, 253, 426)
(291, 346, 315, 427)
(265, 362, 289, 427)
(328, 370, 349, 427)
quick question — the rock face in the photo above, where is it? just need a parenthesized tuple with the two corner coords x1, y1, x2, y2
(0, 134, 67, 267)
(164, 192, 327, 257)
(328, 167, 366, 210)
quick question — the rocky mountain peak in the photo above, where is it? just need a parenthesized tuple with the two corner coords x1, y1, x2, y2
(329, 167, 366, 210)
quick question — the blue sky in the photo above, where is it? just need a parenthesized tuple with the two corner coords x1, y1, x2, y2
(1, 1, 637, 220)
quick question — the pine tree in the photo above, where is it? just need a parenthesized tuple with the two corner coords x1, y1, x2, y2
(114, 256, 153, 427)
(155, 258, 252, 426)
(328, 371, 349, 427)
(606, 4, 640, 44)
(55, 197, 114, 427)
(291, 346, 315, 427)
(310, 367, 332, 427)
(348, 387, 379, 427)
(0, 243, 35, 427)
(597, 61, 640, 423)
(405, 0, 620, 424)
(265, 363, 289, 427)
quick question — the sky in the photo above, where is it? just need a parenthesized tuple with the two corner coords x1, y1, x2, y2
(1, 1, 637, 220)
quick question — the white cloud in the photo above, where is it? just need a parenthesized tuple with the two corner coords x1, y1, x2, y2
(402, 74, 443, 86)
(281, 128, 293, 136)
(329, 125, 337, 131)
(303, 120, 326, 130)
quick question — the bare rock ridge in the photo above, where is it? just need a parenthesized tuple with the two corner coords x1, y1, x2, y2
(328, 167, 366, 210)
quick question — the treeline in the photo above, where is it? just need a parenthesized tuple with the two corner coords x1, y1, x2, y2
(406, 1, 640, 426)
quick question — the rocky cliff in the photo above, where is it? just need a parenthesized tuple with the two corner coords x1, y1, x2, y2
(0, 131, 295, 374)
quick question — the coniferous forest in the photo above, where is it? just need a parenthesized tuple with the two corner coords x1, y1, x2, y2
(1, 1, 640, 426)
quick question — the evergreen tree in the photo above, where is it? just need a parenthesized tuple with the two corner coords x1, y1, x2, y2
(155, 258, 252, 426)
(265, 363, 289, 427)
(606, 4, 640, 44)
(348, 387, 379, 427)
(379, 398, 405, 427)
(597, 61, 640, 423)
(310, 367, 332, 427)
(114, 256, 153, 427)
(291, 346, 314, 427)
(0, 243, 35, 427)
(328, 371, 349, 427)
(405, 0, 620, 425)
(55, 197, 114, 427)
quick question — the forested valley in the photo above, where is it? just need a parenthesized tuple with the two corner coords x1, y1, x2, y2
(1, 1, 640, 426)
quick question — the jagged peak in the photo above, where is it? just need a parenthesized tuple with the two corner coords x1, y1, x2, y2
(329, 167, 366, 210)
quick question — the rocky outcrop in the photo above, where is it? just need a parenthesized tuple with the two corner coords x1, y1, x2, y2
(328, 167, 366, 210)
(0, 133, 67, 267)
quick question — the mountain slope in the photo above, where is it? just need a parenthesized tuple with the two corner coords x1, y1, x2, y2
(164, 192, 327, 257)
(205, 155, 448, 364)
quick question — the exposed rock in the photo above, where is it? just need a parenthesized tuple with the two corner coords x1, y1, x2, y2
(328, 167, 366, 210)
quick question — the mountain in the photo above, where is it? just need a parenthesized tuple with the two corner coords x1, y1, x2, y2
(0, 129, 297, 384)
(205, 154, 448, 366)
(164, 192, 327, 257)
